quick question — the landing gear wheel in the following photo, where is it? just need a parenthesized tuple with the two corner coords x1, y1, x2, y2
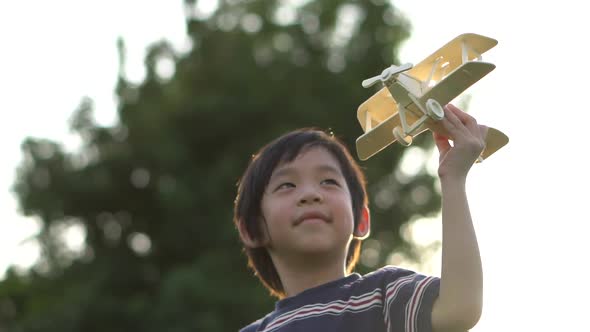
(393, 126, 413, 146)
(425, 98, 444, 121)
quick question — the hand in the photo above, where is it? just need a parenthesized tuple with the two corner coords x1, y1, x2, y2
(432, 104, 487, 180)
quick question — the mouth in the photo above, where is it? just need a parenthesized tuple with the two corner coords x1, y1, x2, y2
(294, 211, 331, 226)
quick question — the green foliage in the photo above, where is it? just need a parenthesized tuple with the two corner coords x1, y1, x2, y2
(1, 1, 440, 330)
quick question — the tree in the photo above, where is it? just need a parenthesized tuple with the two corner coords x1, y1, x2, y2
(1, 1, 440, 330)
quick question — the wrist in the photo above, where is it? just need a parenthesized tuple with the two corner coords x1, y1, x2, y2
(439, 173, 467, 186)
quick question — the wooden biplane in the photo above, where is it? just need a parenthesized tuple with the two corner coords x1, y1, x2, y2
(356, 33, 509, 161)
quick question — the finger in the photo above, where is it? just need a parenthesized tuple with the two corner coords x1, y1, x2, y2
(447, 104, 480, 134)
(445, 103, 461, 112)
(443, 104, 465, 128)
(479, 124, 489, 142)
(433, 131, 451, 155)
(439, 105, 465, 139)
(448, 105, 488, 142)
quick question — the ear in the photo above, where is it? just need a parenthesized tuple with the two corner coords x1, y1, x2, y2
(237, 218, 267, 248)
(353, 206, 370, 240)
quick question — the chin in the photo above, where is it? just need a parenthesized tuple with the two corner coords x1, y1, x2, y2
(294, 237, 348, 255)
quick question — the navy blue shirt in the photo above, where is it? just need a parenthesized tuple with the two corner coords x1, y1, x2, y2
(241, 266, 440, 332)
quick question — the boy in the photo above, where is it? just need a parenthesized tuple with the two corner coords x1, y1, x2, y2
(234, 104, 486, 332)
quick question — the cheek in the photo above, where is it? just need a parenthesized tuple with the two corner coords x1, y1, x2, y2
(331, 197, 355, 227)
(261, 198, 293, 230)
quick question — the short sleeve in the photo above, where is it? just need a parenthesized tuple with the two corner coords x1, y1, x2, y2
(380, 266, 440, 332)
(239, 321, 260, 332)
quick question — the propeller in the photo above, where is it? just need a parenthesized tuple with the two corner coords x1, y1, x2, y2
(361, 63, 413, 88)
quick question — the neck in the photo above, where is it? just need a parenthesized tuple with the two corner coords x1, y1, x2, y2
(271, 253, 348, 298)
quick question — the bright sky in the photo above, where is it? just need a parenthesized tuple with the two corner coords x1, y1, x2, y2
(1, 1, 589, 331)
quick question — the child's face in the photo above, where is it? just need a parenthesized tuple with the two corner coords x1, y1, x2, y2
(260, 146, 355, 262)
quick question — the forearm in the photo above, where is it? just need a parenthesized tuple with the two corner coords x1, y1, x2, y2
(436, 176, 483, 328)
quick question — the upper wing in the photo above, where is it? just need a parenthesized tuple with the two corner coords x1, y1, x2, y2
(406, 33, 497, 85)
(356, 111, 402, 161)
(356, 87, 398, 133)
(419, 61, 496, 106)
(355, 109, 427, 161)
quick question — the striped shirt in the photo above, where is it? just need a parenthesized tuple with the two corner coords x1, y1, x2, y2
(240, 266, 440, 332)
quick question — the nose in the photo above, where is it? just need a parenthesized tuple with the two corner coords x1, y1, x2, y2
(298, 186, 323, 205)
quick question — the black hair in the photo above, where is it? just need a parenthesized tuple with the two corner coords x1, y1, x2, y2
(234, 128, 368, 299)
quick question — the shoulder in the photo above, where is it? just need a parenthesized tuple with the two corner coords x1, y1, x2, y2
(362, 265, 427, 284)
(239, 321, 258, 332)
(363, 265, 440, 298)
(239, 314, 271, 332)
(340, 265, 433, 297)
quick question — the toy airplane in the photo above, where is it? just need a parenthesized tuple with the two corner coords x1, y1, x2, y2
(355, 33, 509, 161)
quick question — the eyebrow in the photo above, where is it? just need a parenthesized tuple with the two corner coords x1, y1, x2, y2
(271, 164, 342, 180)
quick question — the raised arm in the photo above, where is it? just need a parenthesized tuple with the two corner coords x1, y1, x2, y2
(430, 104, 486, 332)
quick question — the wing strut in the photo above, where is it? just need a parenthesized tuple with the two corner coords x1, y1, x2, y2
(424, 56, 443, 90)
(365, 111, 372, 131)
(461, 41, 483, 64)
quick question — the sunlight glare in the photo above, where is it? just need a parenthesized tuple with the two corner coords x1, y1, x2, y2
(398, 146, 426, 177)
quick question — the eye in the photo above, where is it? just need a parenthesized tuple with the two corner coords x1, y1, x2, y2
(321, 178, 340, 186)
(275, 182, 295, 191)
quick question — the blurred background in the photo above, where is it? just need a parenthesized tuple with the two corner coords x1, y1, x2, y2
(0, 0, 588, 331)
